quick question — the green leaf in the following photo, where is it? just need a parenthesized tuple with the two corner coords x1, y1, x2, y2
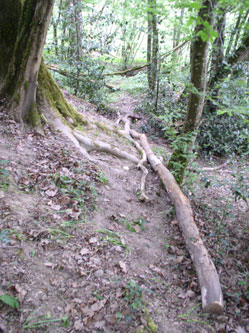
(190, 3, 202, 10)
(187, 16, 195, 26)
(0, 160, 9, 165)
(0, 293, 19, 308)
(197, 30, 209, 42)
(203, 20, 210, 28)
(210, 30, 218, 38)
(0, 169, 9, 176)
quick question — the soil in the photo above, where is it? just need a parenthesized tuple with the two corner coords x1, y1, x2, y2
(0, 90, 248, 333)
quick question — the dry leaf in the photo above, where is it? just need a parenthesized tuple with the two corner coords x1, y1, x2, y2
(118, 261, 127, 273)
(74, 320, 84, 331)
(80, 248, 90, 255)
(65, 303, 74, 313)
(89, 237, 98, 244)
(171, 220, 178, 226)
(45, 189, 58, 197)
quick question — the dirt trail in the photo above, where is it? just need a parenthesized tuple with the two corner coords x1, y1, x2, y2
(0, 91, 248, 333)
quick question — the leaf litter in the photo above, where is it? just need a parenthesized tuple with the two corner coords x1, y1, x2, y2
(0, 93, 248, 332)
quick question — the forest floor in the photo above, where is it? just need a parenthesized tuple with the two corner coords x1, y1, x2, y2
(0, 86, 248, 333)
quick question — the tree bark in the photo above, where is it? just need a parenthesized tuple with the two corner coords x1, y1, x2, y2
(0, 0, 54, 125)
(208, 9, 226, 90)
(0, 0, 86, 133)
(147, 0, 158, 93)
(147, 0, 153, 90)
(225, 13, 242, 58)
(130, 130, 224, 314)
(168, 0, 215, 184)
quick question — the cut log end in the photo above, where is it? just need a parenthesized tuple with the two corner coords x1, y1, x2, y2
(202, 302, 224, 314)
(202, 286, 224, 314)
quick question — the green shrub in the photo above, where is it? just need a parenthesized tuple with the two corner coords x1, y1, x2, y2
(197, 112, 249, 157)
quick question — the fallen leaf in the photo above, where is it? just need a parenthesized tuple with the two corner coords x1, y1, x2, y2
(174, 256, 184, 264)
(65, 303, 74, 313)
(44, 262, 54, 268)
(171, 220, 178, 226)
(118, 261, 127, 273)
(45, 189, 58, 197)
(74, 320, 84, 331)
(80, 248, 89, 255)
(90, 299, 106, 312)
(89, 237, 98, 244)
(105, 314, 116, 324)
(95, 320, 106, 329)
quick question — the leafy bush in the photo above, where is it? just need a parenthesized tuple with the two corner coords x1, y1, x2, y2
(197, 112, 249, 157)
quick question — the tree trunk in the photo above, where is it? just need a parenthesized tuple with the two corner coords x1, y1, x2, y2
(147, 0, 158, 93)
(208, 9, 226, 90)
(225, 13, 242, 58)
(0, 0, 54, 125)
(151, 0, 159, 92)
(147, 0, 153, 90)
(168, 0, 214, 184)
(0, 0, 85, 132)
(173, 8, 185, 48)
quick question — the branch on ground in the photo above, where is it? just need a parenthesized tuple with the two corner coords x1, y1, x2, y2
(130, 129, 224, 314)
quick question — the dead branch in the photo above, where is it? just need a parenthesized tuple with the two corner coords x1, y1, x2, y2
(48, 41, 189, 81)
(130, 130, 224, 314)
(47, 64, 118, 90)
(118, 115, 149, 201)
(73, 130, 139, 163)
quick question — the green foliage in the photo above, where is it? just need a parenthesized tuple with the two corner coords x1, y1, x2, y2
(97, 229, 129, 252)
(119, 216, 148, 232)
(198, 112, 249, 157)
(0, 159, 10, 189)
(23, 310, 69, 330)
(0, 293, 19, 309)
(167, 131, 197, 184)
(0, 230, 11, 244)
(124, 281, 144, 311)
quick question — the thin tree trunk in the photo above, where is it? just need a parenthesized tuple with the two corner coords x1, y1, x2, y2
(168, 0, 215, 184)
(147, 0, 158, 93)
(233, 10, 249, 51)
(151, 1, 159, 93)
(173, 8, 185, 48)
(225, 13, 241, 58)
(208, 9, 226, 90)
(147, 0, 153, 90)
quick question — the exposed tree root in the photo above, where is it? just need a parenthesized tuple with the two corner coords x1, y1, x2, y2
(129, 129, 224, 314)
(73, 129, 138, 163)
(117, 116, 149, 201)
(73, 128, 149, 202)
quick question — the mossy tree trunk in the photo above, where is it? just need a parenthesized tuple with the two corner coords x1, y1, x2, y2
(168, 0, 215, 185)
(0, 0, 54, 126)
(0, 0, 84, 131)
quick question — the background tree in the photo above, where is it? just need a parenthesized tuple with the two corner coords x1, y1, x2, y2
(147, 0, 159, 92)
(168, 0, 216, 184)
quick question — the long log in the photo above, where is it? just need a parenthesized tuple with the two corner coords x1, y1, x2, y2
(130, 130, 224, 314)
(47, 40, 189, 80)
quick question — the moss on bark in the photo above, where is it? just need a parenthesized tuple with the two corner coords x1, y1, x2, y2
(38, 60, 88, 127)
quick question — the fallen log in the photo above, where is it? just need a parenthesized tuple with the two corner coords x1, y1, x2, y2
(130, 129, 224, 314)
